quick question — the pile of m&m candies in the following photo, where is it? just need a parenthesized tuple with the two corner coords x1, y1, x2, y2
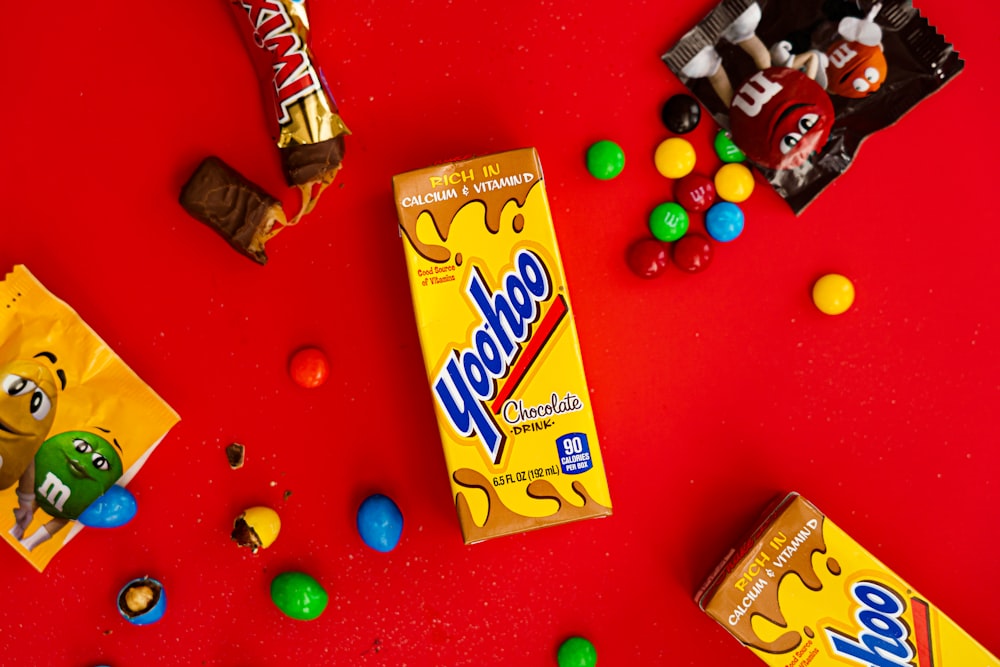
(587, 93, 760, 279)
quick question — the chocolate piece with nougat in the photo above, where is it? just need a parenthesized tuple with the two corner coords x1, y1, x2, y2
(179, 157, 284, 266)
(178, 0, 348, 263)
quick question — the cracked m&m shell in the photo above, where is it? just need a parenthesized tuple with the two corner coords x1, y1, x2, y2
(118, 577, 166, 626)
(231, 506, 281, 553)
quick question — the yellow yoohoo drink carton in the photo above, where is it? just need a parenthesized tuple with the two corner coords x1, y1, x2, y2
(392, 148, 611, 543)
(697, 492, 998, 667)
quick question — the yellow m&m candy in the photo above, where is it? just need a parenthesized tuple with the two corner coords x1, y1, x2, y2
(812, 274, 855, 315)
(714, 163, 755, 203)
(654, 138, 696, 179)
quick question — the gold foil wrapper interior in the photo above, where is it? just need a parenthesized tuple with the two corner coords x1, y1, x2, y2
(279, 94, 350, 150)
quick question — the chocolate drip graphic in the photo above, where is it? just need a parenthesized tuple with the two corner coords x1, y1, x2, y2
(396, 152, 540, 264)
(703, 496, 829, 654)
(453, 468, 609, 543)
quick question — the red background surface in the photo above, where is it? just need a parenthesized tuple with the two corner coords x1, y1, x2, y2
(1, 1, 997, 665)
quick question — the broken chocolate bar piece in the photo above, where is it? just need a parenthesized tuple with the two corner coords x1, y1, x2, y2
(279, 135, 346, 218)
(280, 135, 345, 188)
(179, 157, 285, 265)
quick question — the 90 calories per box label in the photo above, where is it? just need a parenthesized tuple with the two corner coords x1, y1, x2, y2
(393, 148, 612, 543)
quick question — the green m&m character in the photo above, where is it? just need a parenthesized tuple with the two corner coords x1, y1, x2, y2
(34, 430, 124, 520)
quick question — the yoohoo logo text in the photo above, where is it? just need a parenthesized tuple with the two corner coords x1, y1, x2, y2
(824, 581, 917, 667)
(433, 249, 552, 465)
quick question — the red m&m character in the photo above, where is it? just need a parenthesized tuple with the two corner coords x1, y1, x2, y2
(729, 67, 835, 171)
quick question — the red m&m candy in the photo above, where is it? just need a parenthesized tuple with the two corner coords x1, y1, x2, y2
(626, 238, 670, 279)
(288, 347, 331, 388)
(674, 174, 716, 213)
(672, 233, 714, 273)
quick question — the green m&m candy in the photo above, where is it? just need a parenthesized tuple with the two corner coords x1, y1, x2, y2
(558, 636, 597, 667)
(586, 140, 625, 179)
(270, 571, 328, 621)
(714, 129, 746, 163)
(648, 202, 689, 242)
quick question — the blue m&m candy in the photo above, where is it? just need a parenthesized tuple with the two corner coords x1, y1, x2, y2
(78, 485, 137, 528)
(705, 202, 745, 242)
(118, 577, 167, 625)
(357, 494, 403, 552)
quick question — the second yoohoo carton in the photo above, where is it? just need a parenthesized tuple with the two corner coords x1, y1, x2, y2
(697, 492, 999, 666)
(393, 148, 612, 543)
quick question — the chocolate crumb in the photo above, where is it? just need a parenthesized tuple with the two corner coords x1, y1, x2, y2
(225, 442, 245, 469)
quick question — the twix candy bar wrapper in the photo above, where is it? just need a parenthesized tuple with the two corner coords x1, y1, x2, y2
(0, 266, 180, 571)
(393, 148, 612, 543)
(663, 0, 963, 213)
(228, 0, 349, 196)
(697, 492, 999, 666)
